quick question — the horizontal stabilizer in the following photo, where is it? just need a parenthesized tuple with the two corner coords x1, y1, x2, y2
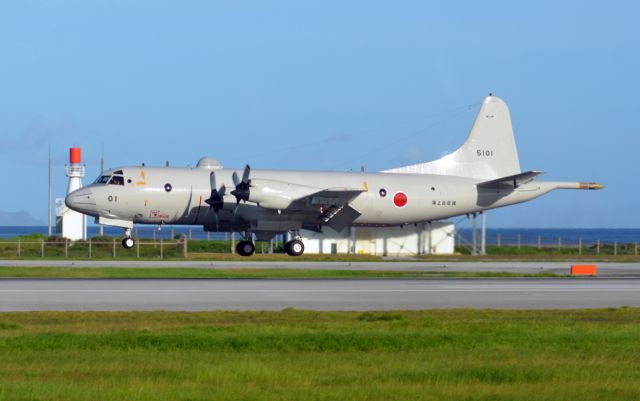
(477, 171, 544, 190)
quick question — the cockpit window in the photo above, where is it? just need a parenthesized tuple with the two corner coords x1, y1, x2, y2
(109, 175, 125, 186)
(95, 175, 111, 184)
(113, 170, 123, 175)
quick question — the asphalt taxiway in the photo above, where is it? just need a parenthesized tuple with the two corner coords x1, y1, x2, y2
(1, 278, 640, 311)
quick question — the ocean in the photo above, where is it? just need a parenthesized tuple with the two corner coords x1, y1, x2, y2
(1, 226, 638, 246)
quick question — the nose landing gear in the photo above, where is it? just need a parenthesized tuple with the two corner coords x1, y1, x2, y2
(121, 228, 135, 249)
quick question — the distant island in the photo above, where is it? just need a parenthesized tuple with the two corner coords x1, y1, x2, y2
(0, 211, 45, 226)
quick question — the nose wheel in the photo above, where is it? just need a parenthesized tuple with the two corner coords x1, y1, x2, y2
(122, 237, 135, 249)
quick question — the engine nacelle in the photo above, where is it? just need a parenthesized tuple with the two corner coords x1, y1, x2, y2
(247, 179, 319, 210)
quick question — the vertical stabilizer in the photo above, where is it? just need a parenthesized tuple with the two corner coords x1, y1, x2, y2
(384, 95, 521, 179)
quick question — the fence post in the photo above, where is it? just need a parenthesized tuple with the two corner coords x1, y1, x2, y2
(557, 237, 562, 251)
(597, 240, 600, 255)
(89, 239, 92, 259)
(136, 239, 140, 258)
(17, 240, 20, 257)
(41, 240, 44, 258)
(496, 234, 501, 248)
(578, 238, 582, 255)
(160, 239, 164, 259)
(207, 231, 210, 241)
(183, 238, 188, 258)
(231, 232, 236, 254)
(65, 239, 68, 258)
(537, 236, 541, 249)
(614, 241, 618, 257)
(112, 239, 116, 258)
(188, 229, 192, 240)
(517, 234, 521, 250)
(635, 242, 638, 257)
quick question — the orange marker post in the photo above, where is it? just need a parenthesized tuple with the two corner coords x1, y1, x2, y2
(571, 265, 597, 276)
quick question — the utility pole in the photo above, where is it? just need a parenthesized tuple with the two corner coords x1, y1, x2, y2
(99, 144, 104, 237)
(481, 211, 487, 255)
(471, 213, 477, 255)
(47, 145, 52, 237)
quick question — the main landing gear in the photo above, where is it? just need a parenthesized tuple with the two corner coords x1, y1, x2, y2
(236, 234, 256, 257)
(121, 228, 135, 249)
(284, 233, 304, 257)
(235, 232, 305, 257)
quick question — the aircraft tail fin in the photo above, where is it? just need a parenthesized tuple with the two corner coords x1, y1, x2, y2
(384, 95, 521, 180)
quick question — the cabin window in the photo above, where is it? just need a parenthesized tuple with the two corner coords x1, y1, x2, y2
(379, 189, 387, 197)
(109, 175, 125, 186)
(95, 175, 111, 184)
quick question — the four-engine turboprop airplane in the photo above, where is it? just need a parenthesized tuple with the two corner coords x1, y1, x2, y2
(66, 95, 602, 256)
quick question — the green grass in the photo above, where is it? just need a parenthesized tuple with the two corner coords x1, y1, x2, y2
(0, 309, 640, 400)
(0, 266, 559, 279)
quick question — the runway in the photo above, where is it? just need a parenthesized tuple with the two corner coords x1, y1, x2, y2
(1, 260, 640, 276)
(2, 278, 640, 311)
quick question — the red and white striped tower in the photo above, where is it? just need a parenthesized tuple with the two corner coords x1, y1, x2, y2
(61, 148, 87, 240)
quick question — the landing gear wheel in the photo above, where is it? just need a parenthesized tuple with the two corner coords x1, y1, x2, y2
(285, 239, 304, 256)
(122, 237, 135, 249)
(236, 240, 255, 257)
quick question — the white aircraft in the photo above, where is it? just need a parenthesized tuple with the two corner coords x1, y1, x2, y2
(66, 95, 602, 256)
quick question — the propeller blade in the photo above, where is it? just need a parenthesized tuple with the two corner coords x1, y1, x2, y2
(209, 171, 216, 189)
(241, 164, 251, 184)
(232, 171, 240, 187)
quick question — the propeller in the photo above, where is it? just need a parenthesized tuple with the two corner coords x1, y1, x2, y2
(204, 171, 225, 212)
(230, 164, 251, 205)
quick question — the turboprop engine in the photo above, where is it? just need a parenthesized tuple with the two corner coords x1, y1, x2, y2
(229, 165, 320, 210)
(241, 178, 319, 210)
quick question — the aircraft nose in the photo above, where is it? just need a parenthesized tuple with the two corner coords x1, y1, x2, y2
(65, 188, 96, 214)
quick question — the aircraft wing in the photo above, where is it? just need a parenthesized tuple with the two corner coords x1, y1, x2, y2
(292, 187, 365, 232)
(476, 171, 544, 190)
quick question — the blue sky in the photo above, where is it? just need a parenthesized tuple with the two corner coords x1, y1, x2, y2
(0, 0, 637, 227)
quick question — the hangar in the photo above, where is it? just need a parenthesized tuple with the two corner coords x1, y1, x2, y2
(301, 221, 455, 256)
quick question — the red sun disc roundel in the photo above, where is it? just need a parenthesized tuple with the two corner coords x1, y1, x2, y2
(393, 192, 408, 208)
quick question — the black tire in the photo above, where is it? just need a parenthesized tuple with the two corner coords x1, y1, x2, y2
(236, 240, 255, 257)
(286, 240, 304, 256)
(122, 237, 135, 249)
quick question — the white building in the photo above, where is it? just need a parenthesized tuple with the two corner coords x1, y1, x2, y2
(301, 221, 455, 255)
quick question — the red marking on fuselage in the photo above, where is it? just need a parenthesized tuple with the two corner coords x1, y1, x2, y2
(393, 192, 408, 208)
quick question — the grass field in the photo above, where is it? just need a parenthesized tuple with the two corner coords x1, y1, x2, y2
(0, 266, 558, 279)
(0, 309, 639, 400)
